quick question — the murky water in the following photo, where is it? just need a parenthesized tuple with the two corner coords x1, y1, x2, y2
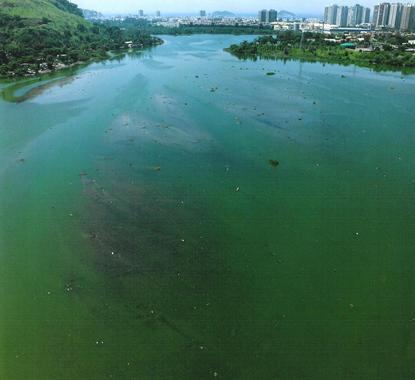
(1, 35, 415, 379)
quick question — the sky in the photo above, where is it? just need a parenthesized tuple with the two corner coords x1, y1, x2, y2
(72, 0, 380, 16)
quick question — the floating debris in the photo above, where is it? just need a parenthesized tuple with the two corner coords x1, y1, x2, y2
(268, 160, 280, 168)
(65, 282, 74, 292)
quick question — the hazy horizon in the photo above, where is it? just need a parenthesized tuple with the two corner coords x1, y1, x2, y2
(72, 0, 381, 15)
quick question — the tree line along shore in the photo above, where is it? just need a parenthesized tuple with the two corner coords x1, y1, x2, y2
(225, 31, 415, 73)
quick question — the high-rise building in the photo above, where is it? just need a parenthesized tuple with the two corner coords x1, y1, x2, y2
(324, 5, 339, 24)
(268, 9, 278, 22)
(258, 9, 278, 23)
(336, 6, 349, 26)
(408, 4, 415, 31)
(348, 4, 365, 25)
(376, 3, 391, 27)
(362, 7, 371, 23)
(389, 3, 404, 28)
(258, 9, 267, 23)
(372, 5, 380, 25)
(156, 10, 161, 18)
(347, 6, 354, 25)
(400, 4, 415, 31)
(200, 10, 207, 17)
(139, 9, 144, 17)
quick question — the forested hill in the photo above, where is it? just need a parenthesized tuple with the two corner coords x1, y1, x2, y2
(0, 0, 162, 77)
(0, 0, 87, 27)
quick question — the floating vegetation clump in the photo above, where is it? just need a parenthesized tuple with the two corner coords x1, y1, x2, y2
(268, 159, 280, 168)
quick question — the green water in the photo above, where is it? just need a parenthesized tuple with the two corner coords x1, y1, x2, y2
(1, 35, 415, 379)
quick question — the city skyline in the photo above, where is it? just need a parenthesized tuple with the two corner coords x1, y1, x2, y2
(72, 0, 383, 15)
(324, 2, 415, 31)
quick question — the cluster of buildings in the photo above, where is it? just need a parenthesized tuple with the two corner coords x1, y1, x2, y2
(155, 17, 259, 28)
(89, 6, 415, 34)
(324, 3, 415, 31)
(372, 3, 415, 30)
(138, 9, 161, 18)
(258, 9, 279, 23)
(324, 4, 371, 26)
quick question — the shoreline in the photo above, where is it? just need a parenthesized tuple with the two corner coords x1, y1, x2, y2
(225, 47, 415, 75)
(0, 39, 164, 81)
(0, 43, 165, 103)
(225, 34, 415, 75)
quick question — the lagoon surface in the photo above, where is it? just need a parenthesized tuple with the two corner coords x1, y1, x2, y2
(1, 35, 415, 379)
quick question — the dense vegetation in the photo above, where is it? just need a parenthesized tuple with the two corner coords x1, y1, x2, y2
(226, 32, 415, 73)
(51, 0, 83, 17)
(103, 17, 276, 36)
(0, 0, 162, 77)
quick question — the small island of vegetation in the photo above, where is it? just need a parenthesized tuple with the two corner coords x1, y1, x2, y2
(225, 31, 415, 73)
(0, 0, 162, 78)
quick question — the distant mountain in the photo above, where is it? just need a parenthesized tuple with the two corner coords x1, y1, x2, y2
(278, 10, 296, 19)
(212, 11, 236, 18)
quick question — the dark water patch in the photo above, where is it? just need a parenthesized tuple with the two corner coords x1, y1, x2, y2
(78, 167, 247, 377)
